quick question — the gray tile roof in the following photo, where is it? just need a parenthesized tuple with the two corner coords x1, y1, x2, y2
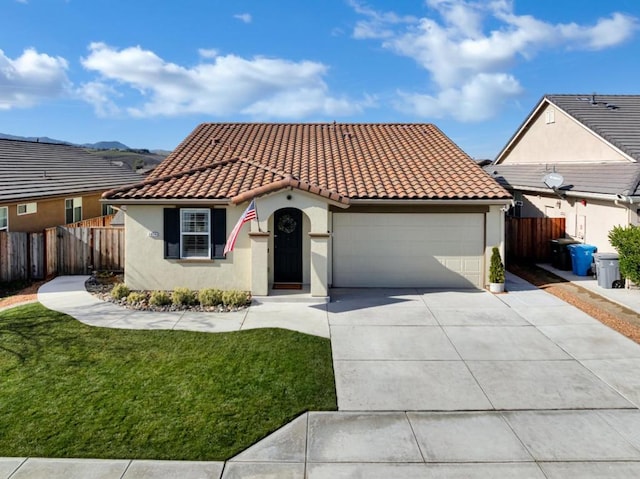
(486, 162, 640, 197)
(546, 94, 640, 161)
(0, 139, 142, 203)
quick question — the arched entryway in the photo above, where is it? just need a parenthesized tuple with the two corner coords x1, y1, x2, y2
(273, 207, 303, 284)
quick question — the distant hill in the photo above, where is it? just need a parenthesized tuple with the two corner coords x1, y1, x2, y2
(0, 132, 72, 145)
(85, 149, 167, 172)
(0, 132, 168, 171)
(81, 140, 131, 150)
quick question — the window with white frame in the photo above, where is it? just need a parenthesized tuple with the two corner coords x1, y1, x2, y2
(180, 209, 210, 258)
(65, 197, 82, 224)
(0, 207, 7, 231)
(17, 202, 37, 215)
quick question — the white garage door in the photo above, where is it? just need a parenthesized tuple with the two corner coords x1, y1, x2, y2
(332, 213, 485, 288)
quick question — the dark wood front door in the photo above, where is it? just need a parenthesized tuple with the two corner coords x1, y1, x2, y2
(274, 208, 303, 283)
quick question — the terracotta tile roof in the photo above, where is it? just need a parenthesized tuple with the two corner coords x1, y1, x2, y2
(104, 123, 510, 202)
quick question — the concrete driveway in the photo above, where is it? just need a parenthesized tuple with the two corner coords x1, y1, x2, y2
(328, 276, 640, 412)
(4, 274, 640, 477)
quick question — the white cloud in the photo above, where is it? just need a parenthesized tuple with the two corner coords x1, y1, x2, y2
(0, 48, 70, 110)
(353, 0, 638, 121)
(233, 13, 252, 24)
(76, 81, 120, 117)
(79, 42, 366, 119)
(198, 48, 218, 59)
(558, 12, 638, 50)
(349, 0, 416, 39)
(396, 73, 522, 121)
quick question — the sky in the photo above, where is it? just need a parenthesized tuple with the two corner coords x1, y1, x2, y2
(1, 0, 639, 159)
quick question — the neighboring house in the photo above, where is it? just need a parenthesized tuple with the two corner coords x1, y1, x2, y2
(0, 139, 142, 233)
(103, 123, 511, 297)
(489, 94, 640, 252)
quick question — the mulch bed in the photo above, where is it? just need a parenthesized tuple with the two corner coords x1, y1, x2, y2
(85, 272, 249, 313)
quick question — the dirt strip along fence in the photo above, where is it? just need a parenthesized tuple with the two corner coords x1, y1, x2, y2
(1, 215, 123, 282)
(505, 216, 566, 264)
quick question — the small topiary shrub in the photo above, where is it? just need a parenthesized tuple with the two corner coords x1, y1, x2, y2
(222, 290, 251, 308)
(126, 291, 147, 304)
(198, 288, 223, 307)
(111, 283, 130, 300)
(149, 290, 172, 307)
(489, 246, 505, 283)
(172, 287, 197, 306)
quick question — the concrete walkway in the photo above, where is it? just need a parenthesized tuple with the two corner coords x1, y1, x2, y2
(2, 274, 640, 477)
(37, 276, 330, 338)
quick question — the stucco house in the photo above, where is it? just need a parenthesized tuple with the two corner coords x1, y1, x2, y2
(103, 123, 510, 297)
(0, 139, 141, 233)
(489, 94, 640, 251)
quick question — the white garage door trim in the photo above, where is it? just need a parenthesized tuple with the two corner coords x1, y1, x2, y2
(332, 213, 485, 288)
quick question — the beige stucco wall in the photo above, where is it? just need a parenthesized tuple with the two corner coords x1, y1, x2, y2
(257, 190, 331, 294)
(520, 193, 633, 252)
(124, 195, 506, 294)
(500, 103, 630, 164)
(1, 192, 105, 232)
(124, 204, 252, 291)
(124, 191, 333, 295)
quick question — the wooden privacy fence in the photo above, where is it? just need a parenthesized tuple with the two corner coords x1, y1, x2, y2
(506, 217, 566, 263)
(1, 219, 124, 282)
(0, 231, 44, 281)
(45, 226, 125, 276)
(65, 214, 116, 228)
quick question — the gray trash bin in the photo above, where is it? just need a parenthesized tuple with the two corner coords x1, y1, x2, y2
(593, 252, 621, 289)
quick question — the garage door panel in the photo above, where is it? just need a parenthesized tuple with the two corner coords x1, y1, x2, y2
(332, 213, 484, 288)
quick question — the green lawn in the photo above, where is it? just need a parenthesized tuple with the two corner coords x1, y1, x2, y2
(0, 303, 336, 460)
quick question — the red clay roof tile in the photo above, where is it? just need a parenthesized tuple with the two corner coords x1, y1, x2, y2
(104, 123, 510, 202)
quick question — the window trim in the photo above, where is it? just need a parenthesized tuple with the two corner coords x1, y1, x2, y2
(65, 197, 83, 224)
(180, 208, 211, 259)
(17, 202, 37, 216)
(0, 206, 8, 231)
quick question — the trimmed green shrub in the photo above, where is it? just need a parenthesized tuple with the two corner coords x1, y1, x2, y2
(111, 283, 130, 300)
(198, 288, 223, 307)
(172, 287, 197, 306)
(222, 290, 251, 308)
(149, 290, 172, 307)
(126, 292, 147, 304)
(489, 246, 505, 283)
(609, 225, 640, 284)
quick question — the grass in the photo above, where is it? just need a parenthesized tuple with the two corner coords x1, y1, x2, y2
(0, 303, 336, 460)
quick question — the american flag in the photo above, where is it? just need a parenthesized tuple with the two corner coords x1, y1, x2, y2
(223, 200, 258, 255)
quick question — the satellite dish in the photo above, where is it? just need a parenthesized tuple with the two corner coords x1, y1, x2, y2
(543, 172, 564, 189)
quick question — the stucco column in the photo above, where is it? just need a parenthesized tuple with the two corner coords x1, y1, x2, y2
(249, 232, 270, 296)
(309, 233, 330, 297)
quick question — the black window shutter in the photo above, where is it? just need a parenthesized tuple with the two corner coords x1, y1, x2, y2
(164, 208, 180, 259)
(211, 208, 227, 258)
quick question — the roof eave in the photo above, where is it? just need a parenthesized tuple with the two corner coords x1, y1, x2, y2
(350, 198, 512, 205)
(501, 183, 640, 202)
(101, 198, 232, 205)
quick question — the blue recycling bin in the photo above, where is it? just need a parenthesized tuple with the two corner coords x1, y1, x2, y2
(567, 244, 597, 276)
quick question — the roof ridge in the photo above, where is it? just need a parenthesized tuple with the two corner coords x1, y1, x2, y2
(232, 157, 350, 206)
(102, 157, 241, 199)
(238, 157, 292, 180)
